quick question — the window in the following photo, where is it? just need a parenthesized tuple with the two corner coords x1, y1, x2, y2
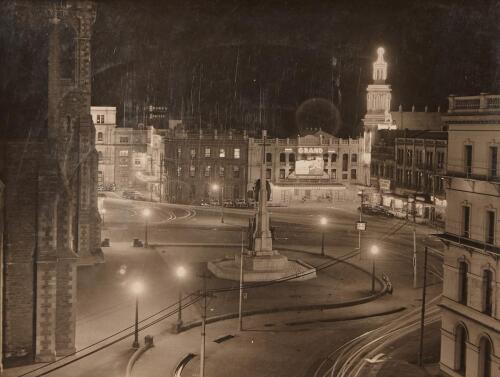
(234, 148, 240, 159)
(134, 159, 141, 166)
(289, 153, 296, 163)
(351, 153, 357, 163)
(177, 166, 181, 177)
(478, 337, 492, 377)
(219, 148, 225, 158)
(96, 114, 104, 124)
(437, 151, 445, 169)
(119, 150, 129, 157)
(98, 151, 103, 161)
(458, 261, 468, 305)
(280, 153, 286, 163)
(486, 210, 495, 244)
(189, 166, 196, 177)
(219, 166, 225, 177)
(342, 154, 348, 171)
(331, 153, 337, 163)
(455, 324, 467, 375)
(120, 137, 129, 143)
(323, 154, 329, 163)
(204, 165, 211, 177)
(266, 152, 272, 163)
(97, 132, 103, 141)
(397, 149, 404, 164)
(331, 169, 337, 180)
(406, 170, 412, 187)
(351, 169, 357, 180)
(266, 168, 272, 179)
(279, 169, 285, 179)
(465, 145, 472, 176)
(342, 173, 348, 180)
(406, 150, 412, 165)
(416, 150, 423, 166)
(482, 269, 493, 316)
(190, 148, 196, 158)
(489, 146, 497, 178)
(177, 147, 182, 158)
(205, 147, 211, 158)
(233, 166, 240, 178)
(425, 151, 434, 168)
(462, 206, 471, 238)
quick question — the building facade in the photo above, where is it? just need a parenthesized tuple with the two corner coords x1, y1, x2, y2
(247, 131, 366, 205)
(92, 106, 117, 187)
(439, 94, 499, 377)
(0, 1, 101, 364)
(163, 128, 249, 204)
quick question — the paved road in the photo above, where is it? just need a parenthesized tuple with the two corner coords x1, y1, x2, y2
(4, 196, 443, 377)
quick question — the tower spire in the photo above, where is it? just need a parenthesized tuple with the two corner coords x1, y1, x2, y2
(373, 47, 387, 83)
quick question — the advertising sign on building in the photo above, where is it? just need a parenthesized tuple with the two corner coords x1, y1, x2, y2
(379, 178, 391, 191)
(295, 157, 324, 176)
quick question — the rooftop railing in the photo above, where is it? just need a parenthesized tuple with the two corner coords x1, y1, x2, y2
(448, 94, 500, 113)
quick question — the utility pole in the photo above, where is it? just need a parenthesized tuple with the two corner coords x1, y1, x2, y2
(418, 246, 428, 367)
(159, 157, 163, 203)
(238, 230, 244, 331)
(358, 189, 363, 255)
(200, 273, 207, 377)
(413, 225, 417, 288)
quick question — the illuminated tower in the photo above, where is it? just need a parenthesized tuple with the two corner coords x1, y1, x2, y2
(362, 47, 394, 185)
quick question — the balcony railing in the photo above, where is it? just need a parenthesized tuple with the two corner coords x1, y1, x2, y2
(435, 232, 500, 254)
(449, 94, 500, 113)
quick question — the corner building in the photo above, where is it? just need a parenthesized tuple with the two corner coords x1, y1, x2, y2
(439, 94, 500, 377)
(247, 131, 365, 204)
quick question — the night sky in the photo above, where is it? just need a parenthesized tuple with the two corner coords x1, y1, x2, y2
(1, 0, 499, 138)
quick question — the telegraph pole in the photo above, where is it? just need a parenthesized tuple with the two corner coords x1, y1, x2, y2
(238, 230, 244, 331)
(418, 246, 428, 367)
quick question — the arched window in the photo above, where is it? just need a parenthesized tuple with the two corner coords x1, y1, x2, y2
(342, 154, 349, 171)
(458, 261, 468, 305)
(482, 269, 494, 316)
(478, 336, 492, 377)
(455, 324, 468, 375)
(97, 132, 103, 141)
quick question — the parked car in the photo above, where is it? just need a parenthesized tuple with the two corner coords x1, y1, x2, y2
(123, 190, 143, 200)
(199, 199, 210, 207)
(223, 199, 235, 208)
(235, 199, 247, 208)
(247, 198, 256, 208)
(358, 205, 394, 218)
(210, 199, 220, 206)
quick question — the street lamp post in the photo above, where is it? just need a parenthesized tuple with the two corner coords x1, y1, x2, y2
(175, 266, 187, 333)
(131, 281, 144, 349)
(320, 217, 328, 256)
(142, 208, 151, 247)
(212, 184, 224, 223)
(358, 190, 364, 252)
(370, 245, 379, 293)
(101, 208, 106, 228)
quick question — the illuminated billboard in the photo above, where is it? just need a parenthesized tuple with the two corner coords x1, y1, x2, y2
(295, 156, 324, 176)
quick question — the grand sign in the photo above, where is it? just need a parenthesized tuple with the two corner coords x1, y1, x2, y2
(298, 147, 323, 154)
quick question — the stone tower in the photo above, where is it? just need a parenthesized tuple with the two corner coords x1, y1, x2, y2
(0, 0, 101, 364)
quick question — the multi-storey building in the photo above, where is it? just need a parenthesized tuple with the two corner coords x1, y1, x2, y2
(247, 130, 366, 204)
(92, 106, 117, 187)
(163, 127, 249, 204)
(438, 94, 499, 377)
(92, 106, 167, 194)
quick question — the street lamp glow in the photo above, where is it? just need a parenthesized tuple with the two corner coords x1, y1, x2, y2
(370, 245, 379, 255)
(320, 217, 328, 226)
(142, 208, 151, 217)
(212, 183, 219, 191)
(131, 281, 144, 295)
(176, 266, 187, 279)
